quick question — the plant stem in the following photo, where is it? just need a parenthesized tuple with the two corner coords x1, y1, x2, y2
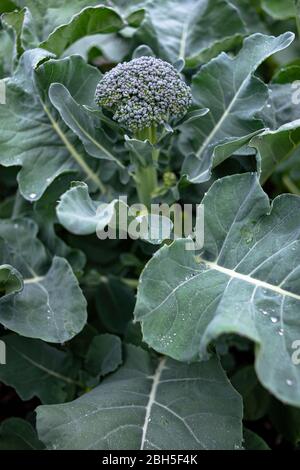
(283, 175, 300, 195)
(122, 278, 139, 289)
(133, 124, 160, 208)
(12, 189, 24, 218)
(135, 164, 158, 208)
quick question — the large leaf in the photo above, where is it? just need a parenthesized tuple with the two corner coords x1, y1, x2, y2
(36, 345, 243, 450)
(243, 429, 270, 450)
(0, 50, 109, 200)
(33, 173, 86, 273)
(261, 0, 296, 19)
(0, 334, 78, 403)
(13, 0, 101, 41)
(269, 400, 300, 445)
(48, 83, 122, 169)
(230, 0, 268, 34)
(251, 119, 300, 183)
(0, 218, 87, 342)
(135, 0, 246, 67)
(40, 6, 124, 56)
(56, 182, 173, 244)
(258, 83, 300, 130)
(0, 418, 44, 450)
(85, 334, 122, 378)
(179, 33, 294, 184)
(0, 29, 14, 78)
(135, 173, 300, 406)
(232, 366, 271, 421)
(1, 7, 39, 58)
(95, 276, 135, 335)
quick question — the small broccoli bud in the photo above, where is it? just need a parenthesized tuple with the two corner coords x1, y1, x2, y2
(95, 56, 192, 132)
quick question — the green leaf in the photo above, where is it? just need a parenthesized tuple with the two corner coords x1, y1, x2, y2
(0, 218, 87, 342)
(0, 264, 23, 297)
(272, 65, 300, 84)
(261, 0, 296, 19)
(135, 0, 246, 67)
(36, 345, 243, 450)
(2, 7, 39, 57)
(56, 182, 124, 235)
(33, 173, 86, 273)
(243, 429, 270, 450)
(0, 0, 18, 13)
(40, 6, 125, 57)
(48, 83, 121, 169)
(0, 50, 106, 200)
(251, 119, 300, 184)
(231, 366, 271, 421)
(95, 276, 135, 335)
(0, 418, 45, 450)
(258, 83, 300, 130)
(269, 400, 300, 445)
(230, 0, 268, 34)
(63, 33, 131, 63)
(0, 30, 14, 78)
(0, 334, 78, 403)
(135, 173, 300, 406)
(109, 0, 146, 18)
(13, 1, 105, 41)
(85, 334, 122, 378)
(56, 182, 173, 244)
(179, 32, 294, 184)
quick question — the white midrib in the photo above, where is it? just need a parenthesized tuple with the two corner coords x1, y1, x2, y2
(23, 275, 45, 284)
(179, 21, 189, 60)
(202, 259, 300, 301)
(10, 345, 78, 386)
(140, 357, 166, 450)
(42, 103, 106, 194)
(195, 72, 249, 159)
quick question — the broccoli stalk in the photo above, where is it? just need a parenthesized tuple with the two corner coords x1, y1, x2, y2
(95, 56, 192, 207)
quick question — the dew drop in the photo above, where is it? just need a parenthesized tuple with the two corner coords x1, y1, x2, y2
(286, 379, 293, 386)
(266, 104, 271, 108)
(29, 193, 37, 199)
(270, 316, 278, 323)
(259, 308, 269, 316)
(278, 328, 284, 336)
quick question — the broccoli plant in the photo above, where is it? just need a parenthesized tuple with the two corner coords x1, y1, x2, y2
(1, 0, 300, 453)
(95, 55, 192, 207)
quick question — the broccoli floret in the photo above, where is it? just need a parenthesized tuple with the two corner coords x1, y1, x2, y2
(95, 56, 192, 132)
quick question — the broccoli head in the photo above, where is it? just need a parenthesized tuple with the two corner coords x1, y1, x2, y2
(95, 56, 192, 132)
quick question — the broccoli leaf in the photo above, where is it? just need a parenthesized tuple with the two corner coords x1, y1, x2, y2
(85, 334, 122, 378)
(179, 33, 294, 184)
(0, 218, 87, 342)
(0, 51, 110, 200)
(251, 120, 300, 183)
(0, 418, 45, 450)
(135, 173, 300, 406)
(40, 6, 125, 57)
(0, 335, 78, 403)
(135, 0, 246, 67)
(56, 182, 173, 244)
(36, 345, 243, 450)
